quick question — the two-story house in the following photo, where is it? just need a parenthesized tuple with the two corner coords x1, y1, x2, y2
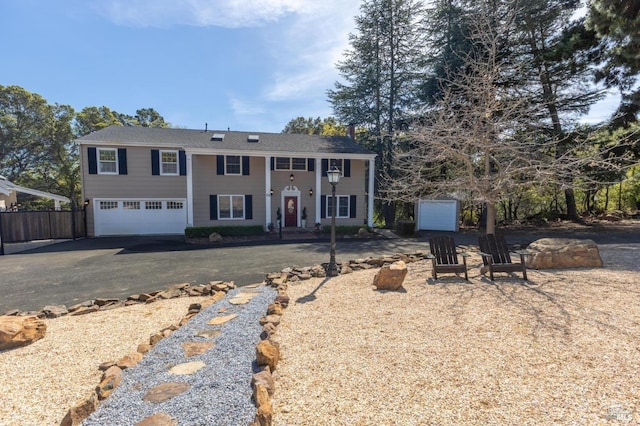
(77, 126, 376, 236)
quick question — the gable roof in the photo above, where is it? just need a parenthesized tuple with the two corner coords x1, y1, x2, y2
(77, 126, 375, 157)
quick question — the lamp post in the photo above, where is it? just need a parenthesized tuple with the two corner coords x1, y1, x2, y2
(326, 165, 341, 276)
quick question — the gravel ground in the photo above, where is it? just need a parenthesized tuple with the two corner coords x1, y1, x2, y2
(82, 285, 276, 426)
(272, 244, 640, 425)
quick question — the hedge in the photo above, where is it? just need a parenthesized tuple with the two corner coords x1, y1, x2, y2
(321, 225, 372, 235)
(185, 225, 265, 238)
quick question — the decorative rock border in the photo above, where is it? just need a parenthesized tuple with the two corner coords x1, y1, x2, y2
(59, 281, 235, 426)
(250, 251, 429, 426)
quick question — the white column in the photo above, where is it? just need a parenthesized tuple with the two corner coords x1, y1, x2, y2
(368, 158, 375, 227)
(186, 153, 194, 227)
(315, 158, 322, 223)
(265, 156, 272, 229)
(54, 200, 61, 211)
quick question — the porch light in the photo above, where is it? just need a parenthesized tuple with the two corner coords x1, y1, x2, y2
(326, 166, 341, 185)
(290, 173, 294, 182)
(309, 188, 313, 197)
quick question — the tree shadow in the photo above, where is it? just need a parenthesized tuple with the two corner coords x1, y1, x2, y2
(296, 276, 333, 304)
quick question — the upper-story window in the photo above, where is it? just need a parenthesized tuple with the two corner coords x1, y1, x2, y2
(275, 157, 307, 171)
(160, 150, 178, 175)
(328, 159, 343, 174)
(226, 156, 242, 175)
(98, 148, 118, 174)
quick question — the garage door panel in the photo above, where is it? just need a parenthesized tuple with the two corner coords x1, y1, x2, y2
(418, 200, 459, 232)
(95, 199, 186, 236)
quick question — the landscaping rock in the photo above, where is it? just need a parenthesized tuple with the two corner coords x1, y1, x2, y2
(143, 382, 191, 403)
(60, 393, 97, 426)
(135, 413, 178, 426)
(256, 340, 280, 371)
(0, 315, 47, 350)
(526, 238, 604, 269)
(373, 260, 408, 291)
(209, 232, 223, 242)
(116, 352, 143, 369)
(41, 305, 68, 318)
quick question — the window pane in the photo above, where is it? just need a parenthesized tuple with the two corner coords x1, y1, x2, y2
(338, 196, 349, 217)
(99, 150, 116, 161)
(275, 157, 290, 170)
(123, 201, 140, 209)
(232, 195, 244, 218)
(162, 162, 178, 174)
(327, 196, 334, 217)
(145, 201, 162, 210)
(98, 149, 117, 173)
(167, 201, 183, 209)
(292, 158, 306, 170)
(161, 151, 178, 174)
(100, 162, 117, 173)
(161, 151, 177, 162)
(329, 159, 343, 173)
(100, 201, 118, 209)
(226, 156, 241, 174)
(219, 196, 231, 218)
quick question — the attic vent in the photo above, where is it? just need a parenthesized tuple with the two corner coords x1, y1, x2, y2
(247, 135, 260, 143)
(211, 133, 225, 141)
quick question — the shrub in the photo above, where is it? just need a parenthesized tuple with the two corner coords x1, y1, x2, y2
(185, 226, 265, 238)
(395, 220, 415, 236)
(321, 225, 372, 235)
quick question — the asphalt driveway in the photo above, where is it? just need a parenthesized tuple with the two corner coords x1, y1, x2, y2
(2, 223, 639, 313)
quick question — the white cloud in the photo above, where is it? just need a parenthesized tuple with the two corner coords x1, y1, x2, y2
(230, 96, 266, 116)
(95, 0, 314, 28)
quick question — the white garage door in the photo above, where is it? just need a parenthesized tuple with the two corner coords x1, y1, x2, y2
(417, 200, 459, 232)
(94, 199, 187, 236)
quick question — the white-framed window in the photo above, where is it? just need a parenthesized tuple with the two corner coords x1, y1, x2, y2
(225, 156, 242, 175)
(218, 195, 244, 219)
(145, 201, 162, 210)
(160, 150, 178, 175)
(275, 157, 307, 171)
(123, 201, 140, 210)
(327, 195, 350, 218)
(99, 201, 118, 209)
(98, 148, 118, 174)
(167, 201, 184, 209)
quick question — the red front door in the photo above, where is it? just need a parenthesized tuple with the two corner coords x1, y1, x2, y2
(284, 196, 297, 227)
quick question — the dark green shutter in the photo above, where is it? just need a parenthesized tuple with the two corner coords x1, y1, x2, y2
(245, 195, 253, 219)
(118, 149, 127, 175)
(321, 195, 326, 219)
(88, 147, 97, 174)
(344, 159, 351, 177)
(216, 156, 225, 175)
(242, 156, 250, 175)
(270, 157, 275, 171)
(179, 151, 187, 176)
(321, 159, 328, 176)
(350, 195, 357, 218)
(307, 158, 315, 171)
(151, 150, 160, 175)
(209, 195, 218, 220)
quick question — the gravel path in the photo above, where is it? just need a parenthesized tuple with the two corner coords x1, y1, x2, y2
(82, 285, 276, 426)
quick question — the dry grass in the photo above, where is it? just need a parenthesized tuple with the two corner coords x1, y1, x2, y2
(272, 245, 640, 425)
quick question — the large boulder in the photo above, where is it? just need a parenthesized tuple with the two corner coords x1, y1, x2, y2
(0, 315, 47, 350)
(373, 260, 408, 291)
(526, 238, 603, 269)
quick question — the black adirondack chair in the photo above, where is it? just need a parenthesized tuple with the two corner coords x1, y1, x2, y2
(427, 236, 469, 280)
(478, 234, 529, 281)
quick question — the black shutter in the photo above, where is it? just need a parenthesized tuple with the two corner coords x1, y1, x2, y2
(270, 157, 275, 171)
(321, 159, 328, 176)
(245, 195, 253, 219)
(307, 158, 315, 171)
(216, 156, 225, 175)
(117, 149, 127, 175)
(88, 147, 97, 174)
(344, 159, 351, 177)
(350, 195, 357, 218)
(321, 195, 326, 219)
(242, 156, 250, 176)
(179, 151, 187, 176)
(151, 150, 160, 175)
(209, 195, 218, 220)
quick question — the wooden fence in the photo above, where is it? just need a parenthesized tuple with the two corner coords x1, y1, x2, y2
(0, 209, 86, 253)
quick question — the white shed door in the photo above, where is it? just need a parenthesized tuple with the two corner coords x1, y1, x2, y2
(418, 200, 459, 231)
(94, 199, 187, 236)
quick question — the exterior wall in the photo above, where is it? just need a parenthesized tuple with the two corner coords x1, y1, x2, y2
(81, 145, 187, 235)
(192, 155, 266, 227)
(319, 159, 367, 227)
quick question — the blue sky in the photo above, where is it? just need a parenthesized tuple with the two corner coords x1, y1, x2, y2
(1, 0, 361, 133)
(1, 0, 617, 133)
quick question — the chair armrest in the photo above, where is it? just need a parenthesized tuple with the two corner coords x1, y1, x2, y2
(478, 251, 492, 259)
(514, 250, 530, 256)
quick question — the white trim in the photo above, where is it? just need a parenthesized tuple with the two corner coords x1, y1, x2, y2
(280, 186, 301, 227)
(217, 194, 245, 220)
(315, 158, 321, 224)
(159, 150, 179, 176)
(368, 158, 375, 227)
(97, 148, 118, 175)
(265, 156, 272, 229)
(186, 152, 194, 226)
